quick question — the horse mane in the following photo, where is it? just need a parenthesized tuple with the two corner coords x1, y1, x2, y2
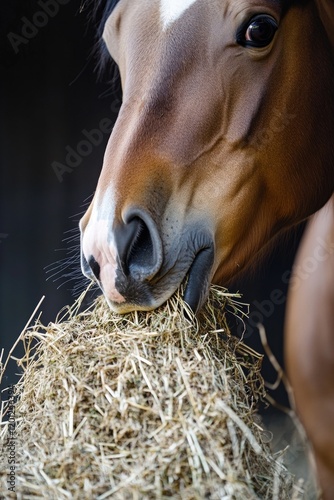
(86, 0, 121, 77)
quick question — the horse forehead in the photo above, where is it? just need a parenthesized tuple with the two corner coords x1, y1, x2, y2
(159, 0, 200, 28)
(158, 0, 283, 27)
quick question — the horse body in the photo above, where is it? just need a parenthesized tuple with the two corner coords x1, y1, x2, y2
(81, 0, 334, 495)
(285, 196, 334, 497)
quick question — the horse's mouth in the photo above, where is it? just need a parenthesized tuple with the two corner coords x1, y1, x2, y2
(82, 233, 215, 315)
(184, 246, 215, 313)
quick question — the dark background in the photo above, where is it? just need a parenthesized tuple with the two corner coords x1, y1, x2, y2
(0, 0, 302, 409)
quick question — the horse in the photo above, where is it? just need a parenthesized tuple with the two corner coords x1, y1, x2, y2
(80, 0, 334, 496)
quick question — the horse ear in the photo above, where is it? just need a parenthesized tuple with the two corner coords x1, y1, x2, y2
(315, 0, 334, 48)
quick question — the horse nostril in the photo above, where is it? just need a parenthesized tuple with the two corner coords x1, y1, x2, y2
(88, 255, 101, 281)
(115, 213, 162, 280)
(127, 219, 154, 272)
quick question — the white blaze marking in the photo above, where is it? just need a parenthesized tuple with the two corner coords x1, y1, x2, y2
(82, 188, 126, 304)
(160, 0, 198, 28)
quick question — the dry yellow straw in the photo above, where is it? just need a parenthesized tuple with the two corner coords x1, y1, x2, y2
(0, 286, 301, 499)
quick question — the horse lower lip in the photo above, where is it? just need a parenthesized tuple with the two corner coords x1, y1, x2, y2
(184, 246, 214, 313)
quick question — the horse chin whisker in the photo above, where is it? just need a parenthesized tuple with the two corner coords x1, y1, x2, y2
(44, 204, 98, 299)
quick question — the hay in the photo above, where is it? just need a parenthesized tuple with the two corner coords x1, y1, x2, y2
(0, 286, 300, 499)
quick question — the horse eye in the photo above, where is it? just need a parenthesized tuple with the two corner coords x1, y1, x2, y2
(237, 15, 278, 48)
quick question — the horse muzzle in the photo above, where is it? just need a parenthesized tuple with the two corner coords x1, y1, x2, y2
(80, 207, 215, 314)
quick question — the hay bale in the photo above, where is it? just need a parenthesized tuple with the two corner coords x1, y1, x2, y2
(0, 287, 299, 499)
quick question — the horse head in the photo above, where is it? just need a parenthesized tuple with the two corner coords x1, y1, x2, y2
(80, 0, 334, 313)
